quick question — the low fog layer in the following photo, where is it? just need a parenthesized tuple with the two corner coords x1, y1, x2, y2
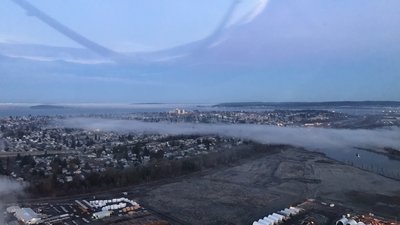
(59, 118, 400, 151)
(0, 177, 25, 224)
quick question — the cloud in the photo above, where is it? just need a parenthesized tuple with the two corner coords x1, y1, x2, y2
(3, 54, 112, 65)
(0, 176, 25, 224)
(58, 118, 400, 151)
(0, 177, 23, 196)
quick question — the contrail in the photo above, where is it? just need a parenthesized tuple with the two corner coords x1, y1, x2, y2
(11, 0, 242, 64)
(11, 0, 126, 62)
(200, 0, 241, 47)
(132, 0, 242, 61)
(242, 0, 269, 24)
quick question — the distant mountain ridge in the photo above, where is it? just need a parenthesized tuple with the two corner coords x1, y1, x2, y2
(214, 101, 400, 108)
(30, 105, 66, 109)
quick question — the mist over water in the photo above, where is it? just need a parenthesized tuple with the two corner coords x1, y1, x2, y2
(58, 118, 400, 174)
(59, 118, 400, 151)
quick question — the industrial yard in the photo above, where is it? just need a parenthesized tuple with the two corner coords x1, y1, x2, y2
(253, 200, 399, 225)
(4, 196, 167, 225)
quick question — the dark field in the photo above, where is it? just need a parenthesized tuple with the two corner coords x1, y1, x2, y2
(134, 148, 400, 225)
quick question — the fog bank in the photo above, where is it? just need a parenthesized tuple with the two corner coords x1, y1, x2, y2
(59, 118, 400, 151)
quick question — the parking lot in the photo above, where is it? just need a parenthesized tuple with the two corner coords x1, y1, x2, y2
(4, 194, 168, 225)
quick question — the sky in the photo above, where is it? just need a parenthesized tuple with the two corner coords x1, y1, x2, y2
(0, 0, 259, 51)
(0, 0, 399, 103)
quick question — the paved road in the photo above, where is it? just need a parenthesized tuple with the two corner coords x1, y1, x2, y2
(0, 150, 80, 158)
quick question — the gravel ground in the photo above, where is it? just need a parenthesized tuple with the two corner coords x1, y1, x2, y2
(138, 148, 400, 225)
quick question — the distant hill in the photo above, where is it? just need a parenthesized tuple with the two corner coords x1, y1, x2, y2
(131, 103, 164, 105)
(30, 105, 66, 109)
(214, 101, 400, 108)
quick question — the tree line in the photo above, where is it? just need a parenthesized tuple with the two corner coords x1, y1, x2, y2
(27, 143, 286, 196)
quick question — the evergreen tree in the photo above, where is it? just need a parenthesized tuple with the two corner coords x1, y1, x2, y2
(0, 160, 6, 175)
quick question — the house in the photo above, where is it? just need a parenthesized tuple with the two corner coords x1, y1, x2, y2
(65, 176, 73, 182)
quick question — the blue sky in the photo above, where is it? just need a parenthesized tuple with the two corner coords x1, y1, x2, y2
(0, 0, 399, 103)
(0, 0, 258, 51)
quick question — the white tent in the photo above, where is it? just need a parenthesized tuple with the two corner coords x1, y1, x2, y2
(272, 213, 285, 220)
(289, 206, 301, 213)
(282, 208, 295, 216)
(279, 209, 290, 217)
(263, 217, 275, 225)
(268, 215, 282, 223)
(257, 219, 269, 225)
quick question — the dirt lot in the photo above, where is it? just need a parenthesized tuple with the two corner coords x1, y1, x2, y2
(136, 148, 400, 225)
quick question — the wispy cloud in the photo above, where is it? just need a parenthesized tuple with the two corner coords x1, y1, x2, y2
(241, 0, 269, 24)
(3, 54, 113, 65)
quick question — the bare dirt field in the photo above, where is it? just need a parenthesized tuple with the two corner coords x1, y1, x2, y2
(137, 148, 400, 225)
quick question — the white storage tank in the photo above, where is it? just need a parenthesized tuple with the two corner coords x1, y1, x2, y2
(347, 219, 358, 225)
(336, 217, 348, 225)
